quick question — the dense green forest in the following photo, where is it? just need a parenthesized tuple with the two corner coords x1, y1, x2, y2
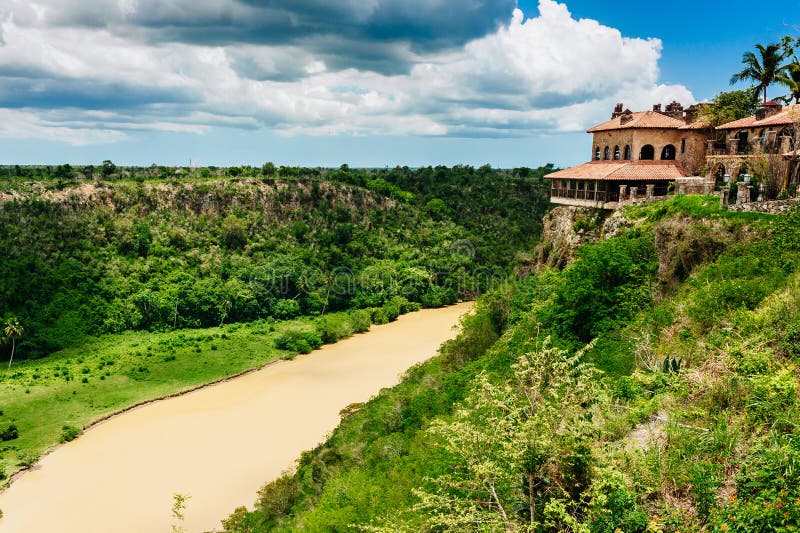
(220, 197, 800, 532)
(0, 164, 551, 359)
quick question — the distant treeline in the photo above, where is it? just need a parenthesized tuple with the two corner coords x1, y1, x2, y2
(0, 164, 552, 358)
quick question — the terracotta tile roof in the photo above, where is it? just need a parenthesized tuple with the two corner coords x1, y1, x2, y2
(545, 160, 689, 181)
(587, 111, 687, 132)
(679, 119, 712, 130)
(716, 104, 800, 130)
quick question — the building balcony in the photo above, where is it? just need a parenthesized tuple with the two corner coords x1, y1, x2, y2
(706, 136, 794, 157)
(550, 184, 671, 209)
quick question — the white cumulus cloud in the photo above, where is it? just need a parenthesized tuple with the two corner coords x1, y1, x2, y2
(0, 0, 694, 144)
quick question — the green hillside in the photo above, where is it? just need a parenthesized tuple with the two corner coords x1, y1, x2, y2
(220, 197, 800, 532)
(0, 165, 550, 358)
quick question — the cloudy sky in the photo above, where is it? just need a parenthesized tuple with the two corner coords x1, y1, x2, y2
(0, 0, 795, 167)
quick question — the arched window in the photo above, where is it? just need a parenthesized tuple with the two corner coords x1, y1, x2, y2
(640, 144, 655, 160)
(594, 147, 601, 160)
(623, 145, 631, 160)
(661, 144, 676, 160)
(603, 146, 610, 160)
(613, 146, 621, 160)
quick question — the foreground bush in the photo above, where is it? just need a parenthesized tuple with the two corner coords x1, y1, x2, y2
(274, 330, 323, 354)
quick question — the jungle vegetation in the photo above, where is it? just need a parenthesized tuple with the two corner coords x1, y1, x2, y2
(220, 197, 800, 532)
(0, 163, 551, 359)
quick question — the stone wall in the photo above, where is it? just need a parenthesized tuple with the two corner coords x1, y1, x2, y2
(680, 131, 710, 176)
(727, 197, 800, 214)
(675, 176, 714, 195)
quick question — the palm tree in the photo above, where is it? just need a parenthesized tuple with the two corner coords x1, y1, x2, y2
(776, 59, 800, 104)
(4, 318, 23, 370)
(730, 43, 789, 103)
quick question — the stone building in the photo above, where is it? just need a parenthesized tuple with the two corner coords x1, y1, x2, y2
(706, 103, 799, 194)
(547, 102, 711, 209)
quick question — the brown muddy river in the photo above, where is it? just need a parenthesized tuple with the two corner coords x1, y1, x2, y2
(0, 303, 471, 532)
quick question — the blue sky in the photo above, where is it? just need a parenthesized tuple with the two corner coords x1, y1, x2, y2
(521, 0, 796, 101)
(0, 0, 797, 168)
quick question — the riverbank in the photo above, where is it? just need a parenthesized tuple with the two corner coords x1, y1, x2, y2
(0, 300, 420, 481)
(0, 303, 471, 532)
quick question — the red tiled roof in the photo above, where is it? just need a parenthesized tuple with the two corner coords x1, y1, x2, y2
(545, 160, 689, 181)
(587, 111, 687, 132)
(716, 104, 800, 130)
(679, 119, 712, 130)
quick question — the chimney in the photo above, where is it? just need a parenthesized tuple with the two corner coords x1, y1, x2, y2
(611, 103, 624, 119)
(685, 105, 697, 124)
(664, 101, 684, 119)
(755, 101, 782, 121)
(652, 104, 662, 113)
(620, 110, 634, 125)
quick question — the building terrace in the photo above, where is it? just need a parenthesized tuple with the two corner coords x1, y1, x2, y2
(547, 101, 799, 209)
(706, 103, 799, 192)
(547, 101, 711, 209)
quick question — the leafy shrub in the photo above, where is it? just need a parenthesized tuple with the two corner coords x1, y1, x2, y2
(272, 299, 301, 320)
(274, 330, 323, 354)
(381, 299, 401, 322)
(545, 234, 657, 342)
(735, 434, 800, 498)
(441, 309, 498, 369)
(747, 369, 796, 423)
(349, 310, 372, 334)
(370, 307, 388, 325)
(608, 376, 644, 400)
(0, 424, 19, 441)
(584, 468, 649, 533)
(316, 315, 353, 344)
(425, 198, 450, 220)
(255, 474, 301, 520)
(17, 452, 39, 468)
(420, 286, 458, 308)
(60, 424, 82, 443)
(733, 347, 775, 376)
(689, 278, 777, 329)
(404, 300, 422, 313)
(220, 215, 248, 249)
(709, 489, 800, 532)
(780, 322, 800, 359)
